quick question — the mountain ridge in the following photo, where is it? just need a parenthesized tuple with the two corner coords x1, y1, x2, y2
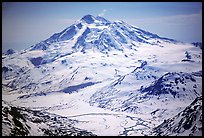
(29, 14, 178, 53)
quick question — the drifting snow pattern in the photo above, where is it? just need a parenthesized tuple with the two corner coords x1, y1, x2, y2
(2, 15, 202, 136)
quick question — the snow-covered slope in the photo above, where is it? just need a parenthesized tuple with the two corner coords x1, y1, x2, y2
(29, 14, 177, 54)
(150, 96, 202, 136)
(2, 15, 202, 136)
(192, 42, 202, 49)
(2, 100, 96, 136)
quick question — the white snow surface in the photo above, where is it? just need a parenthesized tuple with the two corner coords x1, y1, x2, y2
(2, 15, 202, 136)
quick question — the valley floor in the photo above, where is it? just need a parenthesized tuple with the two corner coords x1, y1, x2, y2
(2, 80, 160, 136)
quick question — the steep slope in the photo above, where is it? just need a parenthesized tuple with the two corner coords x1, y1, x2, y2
(150, 96, 202, 136)
(29, 14, 178, 54)
(192, 42, 202, 49)
(140, 71, 202, 99)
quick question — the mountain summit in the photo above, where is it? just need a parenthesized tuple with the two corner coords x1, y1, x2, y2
(81, 14, 96, 24)
(81, 14, 111, 24)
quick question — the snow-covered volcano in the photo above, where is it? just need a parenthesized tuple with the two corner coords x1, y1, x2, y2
(30, 14, 176, 53)
(2, 15, 202, 136)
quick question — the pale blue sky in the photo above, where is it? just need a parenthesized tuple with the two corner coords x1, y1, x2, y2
(2, 2, 202, 52)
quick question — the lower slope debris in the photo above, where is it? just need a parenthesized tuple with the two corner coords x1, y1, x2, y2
(2, 100, 96, 136)
(150, 96, 202, 136)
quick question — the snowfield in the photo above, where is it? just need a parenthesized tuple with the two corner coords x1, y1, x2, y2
(2, 15, 202, 136)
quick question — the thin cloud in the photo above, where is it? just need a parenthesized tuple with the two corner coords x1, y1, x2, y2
(122, 13, 202, 43)
(124, 13, 202, 26)
(98, 9, 107, 17)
